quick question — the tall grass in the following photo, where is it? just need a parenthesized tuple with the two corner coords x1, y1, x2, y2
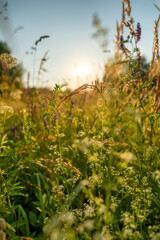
(0, 0, 160, 239)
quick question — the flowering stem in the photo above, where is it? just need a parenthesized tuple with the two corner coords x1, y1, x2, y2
(0, 69, 5, 81)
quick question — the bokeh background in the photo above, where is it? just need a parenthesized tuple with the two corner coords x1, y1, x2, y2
(0, 0, 159, 88)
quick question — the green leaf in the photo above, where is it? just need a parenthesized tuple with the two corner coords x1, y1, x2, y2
(17, 205, 30, 236)
(29, 211, 37, 227)
(36, 173, 46, 221)
(6, 222, 16, 232)
(11, 219, 26, 227)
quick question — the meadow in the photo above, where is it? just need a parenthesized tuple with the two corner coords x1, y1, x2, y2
(0, 0, 160, 239)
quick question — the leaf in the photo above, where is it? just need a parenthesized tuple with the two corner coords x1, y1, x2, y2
(32, 201, 41, 207)
(17, 205, 30, 236)
(1, 134, 8, 146)
(11, 219, 26, 227)
(36, 173, 46, 221)
(29, 212, 37, 227)
(6, 223, 16, 232)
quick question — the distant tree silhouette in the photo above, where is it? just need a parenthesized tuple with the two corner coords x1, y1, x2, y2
(0, 41, 11, 55)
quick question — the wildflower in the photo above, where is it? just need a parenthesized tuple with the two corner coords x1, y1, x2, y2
(42, 102, 46, 109)
(0, 148, 4, 153)
(20, 120, 26, 134)
(11, 124, 19, 139)
(34, 105, 37, 114)
(43, 117, 48, 129)
(0, 83, 9, 91)
(119, 35, 124, 49)
(137, 51, 141, 63)
(152, 170, 160, 184)
(52, 113, 58, 126)
(10, 89, 22, 100)
(0, 106, 14, 114)
(0, 61, 10, 81)
(136, 22, 141, 43)
(0, 53, 17, 69)
(1, 60, 9, 71)
(119, 151, 136, 162)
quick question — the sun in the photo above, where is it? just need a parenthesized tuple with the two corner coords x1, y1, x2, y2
(76, 63, 91, 78)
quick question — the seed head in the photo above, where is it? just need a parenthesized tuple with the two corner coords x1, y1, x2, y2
(0, 230, 6, 240)
(0, 218, 6, 231)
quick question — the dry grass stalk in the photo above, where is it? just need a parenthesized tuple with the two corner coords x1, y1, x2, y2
(101, 140, 129, 147)
(118, 0, 135, 57)
(123, 0, 131, 17)
(149, 15, 160, 78)
(115, 21, 120, 58)
(121, 45, 131, 57)
(124, 21, 136, 37)
(150, 14, 160, 112)
(39, 158, 82, 176)
(38, 50, 49, 75)
(120, 2, 125, 35)
(52, 84, 102, 114)
(122, 0, 135, 38)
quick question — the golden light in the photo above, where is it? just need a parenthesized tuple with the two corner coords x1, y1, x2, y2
(70, 60, 98, 89)
(76, 63, 91, 78)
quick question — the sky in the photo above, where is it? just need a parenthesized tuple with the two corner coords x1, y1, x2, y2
(0, 0, 160, 89)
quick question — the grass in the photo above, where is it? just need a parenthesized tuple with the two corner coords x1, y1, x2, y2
(0, 0, 160, 239)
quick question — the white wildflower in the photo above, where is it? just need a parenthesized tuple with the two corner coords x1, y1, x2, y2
(10, 89, 22, 100)
(0, 106, 14, 114)
(119, 152, 136, 162)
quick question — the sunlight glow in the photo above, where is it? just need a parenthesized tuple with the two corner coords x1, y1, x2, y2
(70, 59, 102, 89)
(76, 63, 91, 78)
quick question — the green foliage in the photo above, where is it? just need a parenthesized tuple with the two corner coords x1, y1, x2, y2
(0, 1, 160, 239)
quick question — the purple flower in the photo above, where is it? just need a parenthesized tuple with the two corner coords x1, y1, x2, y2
(34, 104, 37, 114)
(20, 120, 26, 134)
(119, 35, 124, 49)
(52, 113, 58, 126)
(42, 103, 46, 109)
(43, 117, 48, 129)
(137, 53, 141, 63)
(1, 148, 4, 153)
(11, 124, 19, 139)
(136, 22, 141, 43)
(1, 60, 9, 70)
(1, 60, 11, 82)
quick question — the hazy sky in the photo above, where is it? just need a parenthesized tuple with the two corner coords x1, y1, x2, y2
(0, 0, 159, 89)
